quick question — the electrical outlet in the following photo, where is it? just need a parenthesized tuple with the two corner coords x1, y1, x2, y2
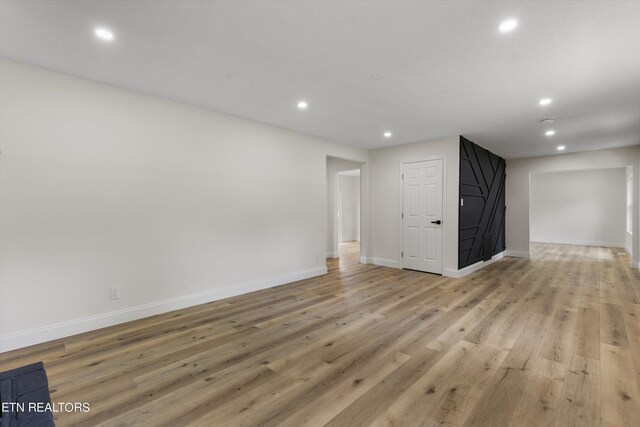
(110, 287, 120, 300)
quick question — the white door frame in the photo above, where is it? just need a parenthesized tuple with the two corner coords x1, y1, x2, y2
(398, 156, 447, 273)
(338, 181, 343, 243)
(360, 161, 369, 263)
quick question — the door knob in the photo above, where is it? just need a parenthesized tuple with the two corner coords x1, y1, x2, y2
(431, 220, 442, 224)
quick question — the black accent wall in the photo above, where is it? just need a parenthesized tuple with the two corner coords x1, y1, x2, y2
(459, 136, 506, 269)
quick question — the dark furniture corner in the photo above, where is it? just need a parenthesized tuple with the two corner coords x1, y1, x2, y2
(0, 362, 55, 427)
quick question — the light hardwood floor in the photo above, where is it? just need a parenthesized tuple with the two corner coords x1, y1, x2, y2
(1, 242, 640, 426)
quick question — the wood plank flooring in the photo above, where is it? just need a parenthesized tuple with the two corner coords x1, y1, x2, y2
(1, 242, 640, 426)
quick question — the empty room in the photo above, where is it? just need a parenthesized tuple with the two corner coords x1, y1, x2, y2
(0, 1, 639, 426)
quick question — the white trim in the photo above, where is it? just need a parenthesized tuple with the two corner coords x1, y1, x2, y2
(625, 230, 633, 253)
(444, 251, 505, 278)
(359, 256, 367, 264)
(631, 261, 639, 269)
(360, 161, 370, 263)
(530, 237, 625, 248)
(326, 251, 339, 259)
(368, 257, 402, 269)
(0, 266, 327, 353)
(506, 250, 531, 258)
(398, 156, 447, 275)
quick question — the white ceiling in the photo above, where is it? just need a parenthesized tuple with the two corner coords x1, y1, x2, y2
(0, 0, 638, 158)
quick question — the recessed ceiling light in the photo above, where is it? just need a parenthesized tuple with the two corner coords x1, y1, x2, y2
(557, 145, 566, 151)
(539, 98, 553, 106)
(297, 101, 308, 110)
(541, 119, 555, 125)
(94, 27, 114, 42)
(545, 130, 556, 136)
(498, 19, 518, 33)
(383, 131, 392, 138)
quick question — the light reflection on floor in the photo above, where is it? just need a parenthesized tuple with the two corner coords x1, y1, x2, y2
(530, 242, 622, 262)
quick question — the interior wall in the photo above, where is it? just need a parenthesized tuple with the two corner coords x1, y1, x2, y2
(368, 136, 460, 276)
(530, 168, 626, 247)
(506, 145, 640, 266)
(459, 137, 506, 268)
(339, 174, 360, 242)
(0, 59, 368, 350)
(326, 158, 361, 257)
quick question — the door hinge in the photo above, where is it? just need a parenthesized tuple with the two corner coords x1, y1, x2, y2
(402, 173, 404, 179)
(401, 251, 404, 258)
(401, 212, 404, 219)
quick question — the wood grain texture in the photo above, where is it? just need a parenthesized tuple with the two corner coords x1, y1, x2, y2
(1, 242, 639, 426)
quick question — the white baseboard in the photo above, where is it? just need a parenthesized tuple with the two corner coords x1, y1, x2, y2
(444, 251, 506, 279)
(368, 257, 401, 269)
(530, 237, 625, 248)
(506, 250, 531, 258)
(0, 266, 328, 353)
(359, 256, 367, 264)
(326, 251, 339, 259)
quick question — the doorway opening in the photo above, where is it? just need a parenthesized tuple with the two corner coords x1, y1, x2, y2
(529, 167, 629, 260)
(337, 169, 360, 264)
(326, 157, 363, 268)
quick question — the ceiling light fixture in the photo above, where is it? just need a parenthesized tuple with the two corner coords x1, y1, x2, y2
(545, 130, 556, 136)
(297, 101, 308, 110)
(539, 98, 552, 106)
(557, 145, 566, 151)
(94, 27, 115, 42)
(499, 19, 518, 33)
(383, 131, 392, 138)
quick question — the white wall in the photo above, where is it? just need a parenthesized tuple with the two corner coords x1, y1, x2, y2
(530, 168, 626, 247)
(339, 174, 360, 242)
(0, 59, 368, 350)
(506, 146, 640, 266)
(6, 56, 635, 352)
(368, 136, 460, 276)
(326, 158, 361, 257)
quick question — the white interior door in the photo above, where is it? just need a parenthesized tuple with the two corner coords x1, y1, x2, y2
(402, 159, 443, 274)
